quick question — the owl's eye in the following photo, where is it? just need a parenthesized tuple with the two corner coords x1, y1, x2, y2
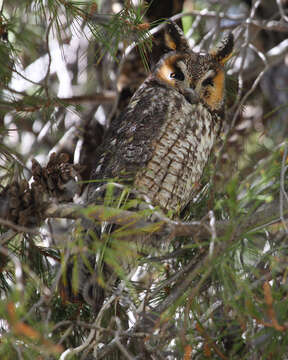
(170, 70, 185, 81)
(202, 76, 214, 87)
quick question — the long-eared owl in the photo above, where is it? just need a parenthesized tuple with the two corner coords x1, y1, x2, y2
(62, 22, 234, 310)
(90, 21, 234, 212)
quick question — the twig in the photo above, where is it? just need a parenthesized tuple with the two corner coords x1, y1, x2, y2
(115, 338, 134, 360)
(59, 272, 119, 358)
(0, 246, 24, 294)
(114, 318, 134, 360)
(276, 0, 288, 23)
(57, 92, 116, 104)
(0, 218, 40, 234)
(1, 92, 116, 112)
(59, 327, 96, 360)
(250, 19, 288, 32)
(43, 17, 53, 100)
(96, 247, 220, 358)
(142, 252, 206, 306)
(196, 323, 228, 360)
(254, 281, 287, 331)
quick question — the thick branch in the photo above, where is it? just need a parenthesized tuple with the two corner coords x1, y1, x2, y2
(44, 198, 287, 240)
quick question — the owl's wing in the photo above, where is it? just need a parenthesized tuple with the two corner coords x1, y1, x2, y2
(91, 80, 171, 185)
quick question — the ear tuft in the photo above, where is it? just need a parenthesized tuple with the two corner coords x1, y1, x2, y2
(210, 32, 234, 65)
(164, 21, 190, 52)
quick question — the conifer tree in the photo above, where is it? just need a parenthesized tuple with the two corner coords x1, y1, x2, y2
(0, 1, 288, 359)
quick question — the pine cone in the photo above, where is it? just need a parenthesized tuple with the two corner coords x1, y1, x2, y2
(0, 180, 47, 227)
(0, 152, 83, 228)
(32, 152, 83, 202)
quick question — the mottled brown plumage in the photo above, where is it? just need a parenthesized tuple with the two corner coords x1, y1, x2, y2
(90, 22, 233, 212)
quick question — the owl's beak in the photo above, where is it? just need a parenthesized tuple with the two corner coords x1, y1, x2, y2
(183, 88, 200, 105)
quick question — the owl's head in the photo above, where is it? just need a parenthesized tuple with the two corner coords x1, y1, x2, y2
(155, 22, 234, 113)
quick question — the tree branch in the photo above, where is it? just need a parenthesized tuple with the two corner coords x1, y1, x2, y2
(24, 198, 288, 241)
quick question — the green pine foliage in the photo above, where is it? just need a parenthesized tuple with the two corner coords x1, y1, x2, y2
(0, 0, 288, 359)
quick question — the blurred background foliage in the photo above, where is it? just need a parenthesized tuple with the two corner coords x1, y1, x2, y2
(0, 0, 288, 359)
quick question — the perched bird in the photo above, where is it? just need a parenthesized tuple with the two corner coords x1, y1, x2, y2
(90, 21, 233, 212)
(61, 21, 234, 310)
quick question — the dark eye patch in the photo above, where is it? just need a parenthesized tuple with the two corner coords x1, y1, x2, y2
(170, 69, 185, 81)
(202, 76, 214, 87)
